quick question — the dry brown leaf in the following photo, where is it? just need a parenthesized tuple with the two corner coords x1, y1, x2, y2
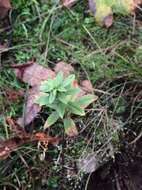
(11, 62, 55, 126)
(13, 62, 55, 86)
(54, 61, 74, 77)
(81, 80, 94, 93)
(0, 0, 11, 19)
(61, 0, 77, 7)
(17, 86, 41, 126)
(0, 118, 60, 160)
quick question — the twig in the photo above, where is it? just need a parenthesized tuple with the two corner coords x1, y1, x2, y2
(129, 131, 142, 145)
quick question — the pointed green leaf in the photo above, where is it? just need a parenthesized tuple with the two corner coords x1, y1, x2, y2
(58, 93, 71, 104)
(54, 72, 64, 87)
(55, 102, 66, 119)
(48, 90, 57, 104)
(76, 94, 97, 108)
(68, 102, 85, 116)
(35, 94, 49, 106)
(66, 87, 80, 96)
(40, 79, 54, 92)
(63, 117, 78, 137)
(63, 74, 75, 87)
(44, 112, 59, 129)
(58, 86, 67, 92)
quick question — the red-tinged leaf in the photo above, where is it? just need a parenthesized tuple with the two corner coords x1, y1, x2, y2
(61, 0, 77, 7)
(72, 80, 79, 88)
(64, 117, 78, 137)
(17, 86, 41, 126)
(12, 62, 55, 86)
(54, 61, 74, 77)
(0, 0, 11, 19)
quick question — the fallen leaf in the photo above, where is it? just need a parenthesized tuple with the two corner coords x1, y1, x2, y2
(81, 80, 94, 93)
(12, 62, 55, 86)
(61, 0, 77, 7)
(11, 62, 55, 126)
(0, 118, 60, 160)
(89, 0, 139, 27)
(0, 0, 11, 19)
(17, 86, 41, 126)
(54, 61, 74, 77)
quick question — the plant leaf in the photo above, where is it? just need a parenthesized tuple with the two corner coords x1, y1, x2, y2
(63, 74, 75, 87)
(48, 90, 57, 104)
(44, 112, 59, 129)
(55, 102, 66, 119)
(89, 0, 135, 27)
(58, 86, 67, 92)
(68, 102, 85, 116)
(13, 62, 55, 86)
(63, 117, 78, 137)
(36, 94, 49, 106)
(58, 93, 71, 104)
(40, 80, 54, 92)
(54, 72, 64, 87)
(76, 94, 98, 108)
(66, 87, 80, 96)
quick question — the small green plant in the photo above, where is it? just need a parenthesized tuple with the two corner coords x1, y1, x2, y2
(36, 72, 96, 136)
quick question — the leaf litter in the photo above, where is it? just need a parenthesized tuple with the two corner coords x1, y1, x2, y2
(0, 117, 60, 160)
(0, 0, 11, 19)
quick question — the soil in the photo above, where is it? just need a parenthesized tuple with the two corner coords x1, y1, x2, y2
(88, 139, 142, 190)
